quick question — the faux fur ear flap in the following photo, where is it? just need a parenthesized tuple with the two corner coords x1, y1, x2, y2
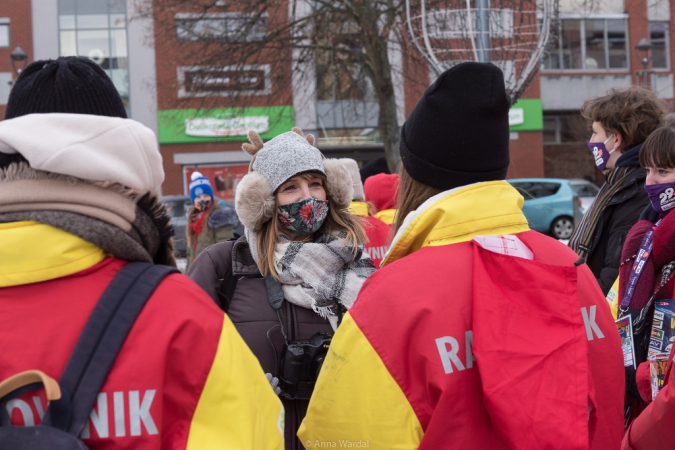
(242, 130, 265, 156)
(292, 126, 316, 146)
(235, 172, 275, 232)
(323, 159, 354, 209)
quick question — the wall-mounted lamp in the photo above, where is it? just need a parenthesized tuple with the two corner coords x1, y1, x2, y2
(635, 38, 653, 88)
(10, 45, 28, 77)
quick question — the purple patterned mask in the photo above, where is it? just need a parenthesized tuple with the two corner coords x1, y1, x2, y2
(645, 182, 675, 215)
(587, 135, 616, 171)
(278, 197, 329, 235)
(196, 198, 212, 212)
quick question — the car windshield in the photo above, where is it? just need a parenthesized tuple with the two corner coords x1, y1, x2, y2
(570, 182, 600, 198)
(510, 182, 561, 199)
(163, 198, 190, 218)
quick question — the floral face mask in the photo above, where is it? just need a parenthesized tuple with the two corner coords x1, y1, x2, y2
(277, 197, 329, 235)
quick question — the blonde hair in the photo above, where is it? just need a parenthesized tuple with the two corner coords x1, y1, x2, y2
(393, 165, 442, 235)
(256, 172, 367, 280)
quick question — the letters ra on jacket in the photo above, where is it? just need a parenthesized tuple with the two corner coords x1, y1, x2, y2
(435, 307, 606, 375)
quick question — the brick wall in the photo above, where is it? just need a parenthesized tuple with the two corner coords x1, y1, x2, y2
(506, 77, 545, 178)
(0, 0, 33, 111)
(508, 130, 545, 178)
(544, 143, 604, 185)
(152, 0, 293, 112)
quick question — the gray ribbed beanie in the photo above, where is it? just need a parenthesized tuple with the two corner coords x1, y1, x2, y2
(251, 131, 325, 192)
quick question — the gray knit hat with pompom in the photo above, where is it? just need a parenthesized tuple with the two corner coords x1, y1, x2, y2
(251, 131, 325, 192)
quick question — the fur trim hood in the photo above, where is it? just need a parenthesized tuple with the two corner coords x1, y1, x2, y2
(235, 128, 353, 231)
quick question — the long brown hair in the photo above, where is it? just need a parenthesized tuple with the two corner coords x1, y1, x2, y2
(393, 165, 442, 235)
(256, 173, 367, 280)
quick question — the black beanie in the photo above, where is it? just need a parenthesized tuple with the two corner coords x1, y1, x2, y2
(4, 56, 127, 120)
(400, 62, 511, 191)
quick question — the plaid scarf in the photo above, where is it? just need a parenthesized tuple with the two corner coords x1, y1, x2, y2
(272, 232, 375, 329)
(569, 165, 639, 261)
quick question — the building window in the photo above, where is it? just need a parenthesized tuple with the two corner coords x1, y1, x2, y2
(58, 0, 129, 110)
(543, 17, 628, 70)
(650, 22, 669, 69)
(315, 29, 380, 144)
(0, 22, 9, 47)
(543, 114, 587, 144)
(175, 13, 268, 42)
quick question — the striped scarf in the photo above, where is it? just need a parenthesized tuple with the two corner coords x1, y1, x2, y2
(569, 166, 639, 261)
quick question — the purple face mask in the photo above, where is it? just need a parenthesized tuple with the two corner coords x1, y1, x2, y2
(587, 135, 615, 171)
(645, 182, 675, 215)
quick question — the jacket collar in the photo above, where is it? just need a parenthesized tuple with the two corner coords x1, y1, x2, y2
(0, 221, 107, 287)
(615, 143, 643, 168)
(381, 181, 530, 267)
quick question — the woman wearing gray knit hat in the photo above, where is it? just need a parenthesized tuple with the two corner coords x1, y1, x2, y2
(188, 127, 374, 449)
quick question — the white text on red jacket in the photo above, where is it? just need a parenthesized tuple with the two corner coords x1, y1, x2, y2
(5, 390, 158, 438)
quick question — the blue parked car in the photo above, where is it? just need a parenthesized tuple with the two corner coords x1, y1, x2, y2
(507, 178, 598, 240)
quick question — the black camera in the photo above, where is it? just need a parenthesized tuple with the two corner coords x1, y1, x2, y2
(278, 332, 332, 400)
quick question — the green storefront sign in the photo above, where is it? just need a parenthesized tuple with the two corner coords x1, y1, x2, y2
(508, 99, 543, 132)
(158, 105, 294, 144)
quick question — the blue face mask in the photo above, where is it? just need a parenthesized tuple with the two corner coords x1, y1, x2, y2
(645, 182, 675, 215)
(587, 135, 616, 171)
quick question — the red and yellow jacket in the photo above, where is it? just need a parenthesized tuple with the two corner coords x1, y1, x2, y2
(299, 181, 624, 450)
(0, 221, 284, 449)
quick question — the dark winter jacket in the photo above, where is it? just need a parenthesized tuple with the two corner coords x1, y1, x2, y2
(584, 145, 649, 294)
(187, 236, 333, 450)
(185, 205, 237, 270)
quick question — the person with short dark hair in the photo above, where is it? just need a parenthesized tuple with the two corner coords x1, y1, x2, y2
(298, 62, 624, 449)
(569, 87, 667, 294)
(0, 56, 284, 449)
(617, 126, 675, 446)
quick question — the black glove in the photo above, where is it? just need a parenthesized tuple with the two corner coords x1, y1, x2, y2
(625, 365, 642, 400)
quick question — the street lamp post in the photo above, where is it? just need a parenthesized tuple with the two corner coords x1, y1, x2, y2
(10, 45, 28, 77)
(635, 38, 653, 88)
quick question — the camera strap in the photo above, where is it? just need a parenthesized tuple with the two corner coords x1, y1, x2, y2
(264, 274, 288, 342)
